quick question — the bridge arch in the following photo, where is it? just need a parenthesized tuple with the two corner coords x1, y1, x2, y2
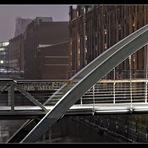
(21, 25, 148, 143)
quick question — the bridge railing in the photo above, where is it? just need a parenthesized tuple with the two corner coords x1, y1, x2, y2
(0, 79, 48, 112)
(0, 79, 148, 113)
(79, 79, 148, 106)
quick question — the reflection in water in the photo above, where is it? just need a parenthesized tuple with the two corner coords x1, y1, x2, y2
(41, 117, 125, 143)
(0, 117, 126, 143)
(0, 120, 25, 143)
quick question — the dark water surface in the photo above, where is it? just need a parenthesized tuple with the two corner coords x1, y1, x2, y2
(41, 117, 126, 143)
(0, 116, 127, 143)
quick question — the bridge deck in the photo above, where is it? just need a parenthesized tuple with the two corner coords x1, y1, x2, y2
(0, 103, 148, 118)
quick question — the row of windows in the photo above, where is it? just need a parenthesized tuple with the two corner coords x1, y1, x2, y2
(0, 42, 9, 47)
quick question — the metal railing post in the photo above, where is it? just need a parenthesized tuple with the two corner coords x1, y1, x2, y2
(80, 97, 83, 105)
(113, 68, 116, 104)
(113, 82, 116, 104)
(93, 85, 95, 114)
(129, 55, 133, 108)
(8, 83, 15, 111)
(145, 81, 147, 103)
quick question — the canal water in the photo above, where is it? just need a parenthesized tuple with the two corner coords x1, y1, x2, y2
(0, 116, 127, 143)
(39, 116, 126, 143)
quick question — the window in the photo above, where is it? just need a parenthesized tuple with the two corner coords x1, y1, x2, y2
(0, 48, 5, 51)
(2, 42, 9, 46)
(0, 60, 4, 64)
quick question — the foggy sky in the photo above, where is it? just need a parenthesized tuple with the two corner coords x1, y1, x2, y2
(0, 5, 69, 41)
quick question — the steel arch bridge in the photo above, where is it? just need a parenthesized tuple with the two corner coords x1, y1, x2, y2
(1, 24, 148, 143)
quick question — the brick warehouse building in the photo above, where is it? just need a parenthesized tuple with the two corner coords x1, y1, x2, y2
(9, 17, 70, 79)
(69, 5, 148, 79)
(37, 41, 71, 79)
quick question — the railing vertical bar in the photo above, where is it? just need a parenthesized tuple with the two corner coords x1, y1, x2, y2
(145, 48, 148, 103)
(113, 68, 116, 104)
(93, 85, 95, 114)
(113, 82, 116, 104)
(80, 97, 83, 105)
(8, 83, 15, 111)
(145, 82, 147, 103)
(129, 55, 133, 108)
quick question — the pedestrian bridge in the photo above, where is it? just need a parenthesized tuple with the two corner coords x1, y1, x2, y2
(1, 79, 148, 118)
(1, 24, 148, 143)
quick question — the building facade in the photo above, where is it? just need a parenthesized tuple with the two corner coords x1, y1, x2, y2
(14, 17, 32, 37)
(0, 41, 9, 72)
(69, 5, 148, 79)
(8, 34, 24, 74)
(37, 41, 71, 79)
(23, 19, 69, 79)
(9, 17, 70, 79)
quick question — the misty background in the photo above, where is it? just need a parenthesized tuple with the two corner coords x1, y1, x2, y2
(0, 5, 69, 41)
